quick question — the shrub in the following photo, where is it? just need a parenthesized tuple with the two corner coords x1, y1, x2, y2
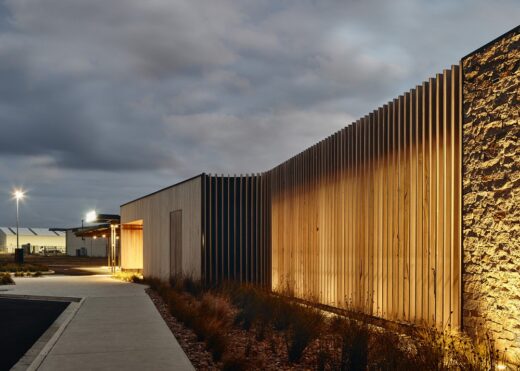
(200, 293, 232, 322)
(145, 277, 169, 298)
(169, 274, 183, 292)
(228, 284, 325, 361)
(368, 327, 413, 370)
(285, 304, 324, 362)
(113, 271, 143, 283)
(221, 355, 250, 371)
(182, 276, 203, 297)
(271, 297, 295, 332)
(0, 273, 14, 285)
(131, 275, 144, 283)
(164, 286, 230, 361)
(315, 338, 337, 371)
(0, 263, 48, 273)
(330, 316, 369, 371)
(169, 274, 204, 297)
(206, 326, 229, 361)
(167, 290, 196, 329)
(228, 285, 260, 330)
(32, 271, 42, 277)
(409, 326, 501, 371)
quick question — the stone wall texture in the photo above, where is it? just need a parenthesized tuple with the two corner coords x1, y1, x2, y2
(462, 27, 520, 362)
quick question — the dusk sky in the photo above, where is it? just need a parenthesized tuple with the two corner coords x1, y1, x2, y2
(0, 0, 518, 228)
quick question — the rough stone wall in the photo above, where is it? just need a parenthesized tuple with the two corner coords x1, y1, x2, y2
(462, 27, 520, 361)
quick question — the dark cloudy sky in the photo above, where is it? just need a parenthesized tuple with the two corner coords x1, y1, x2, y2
(0, 0, 518, 228)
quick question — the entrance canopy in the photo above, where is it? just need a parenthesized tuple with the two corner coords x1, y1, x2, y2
(74, 224, 119, 239)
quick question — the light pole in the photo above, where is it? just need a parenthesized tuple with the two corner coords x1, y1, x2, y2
(13, 190, 25, 251)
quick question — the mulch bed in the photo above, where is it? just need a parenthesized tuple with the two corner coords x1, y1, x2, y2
(146, 288, 325, 370)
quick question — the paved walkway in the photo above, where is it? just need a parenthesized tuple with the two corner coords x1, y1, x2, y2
(3, 274, 194, 371)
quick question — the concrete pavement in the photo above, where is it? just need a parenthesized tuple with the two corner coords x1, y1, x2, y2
(3, 274, 194, 371)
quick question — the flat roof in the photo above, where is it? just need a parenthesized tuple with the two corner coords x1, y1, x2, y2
(0, 227, 14, 236)
(120, 173, 204, 207)
(0, 227, 66, 237)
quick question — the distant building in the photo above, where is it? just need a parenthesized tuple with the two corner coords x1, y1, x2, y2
(62, 228, 108, 257)
(0, 227, 65, 254)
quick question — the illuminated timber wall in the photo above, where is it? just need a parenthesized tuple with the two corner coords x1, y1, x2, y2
(271, 65, 462, 328)
(462, 27, 520, 361)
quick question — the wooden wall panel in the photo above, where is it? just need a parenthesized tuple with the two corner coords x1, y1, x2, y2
(270, 67, 462, 328)
(120, 176, 202, 280)
(170, 210, 182, 276)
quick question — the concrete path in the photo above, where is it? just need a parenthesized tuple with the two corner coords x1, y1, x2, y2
(3, 274, 194, 371)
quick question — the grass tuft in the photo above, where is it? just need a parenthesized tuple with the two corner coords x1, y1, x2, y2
(221, 355, 250, 371)
(146, 274, 508, 370)
(285, 304, 324, 362)
(113, 271, 143, 283)
(0, 272, 14, 285)
(0, 263, 48, 273)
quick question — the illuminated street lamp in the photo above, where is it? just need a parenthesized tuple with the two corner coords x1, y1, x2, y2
(13, 189, 25, 252)
(85, 210, 97, 223)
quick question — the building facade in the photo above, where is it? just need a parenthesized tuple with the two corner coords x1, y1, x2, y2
(0, 227, 66, 254)
(120, 26, 519, 361)
(64, 229, 108, 257)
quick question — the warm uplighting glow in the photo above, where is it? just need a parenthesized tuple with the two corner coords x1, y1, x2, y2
(13, 189, 25, 200)
(120, 220, 144, 270)
(497, 364, 507, 370)
(93, 236, 97, 240)
(102, 234, 106, 238)
(85, 210, 97, 223)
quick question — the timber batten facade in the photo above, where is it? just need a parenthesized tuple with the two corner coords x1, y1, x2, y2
(270, 66, 462, 328)
(201, 174, 271, 287)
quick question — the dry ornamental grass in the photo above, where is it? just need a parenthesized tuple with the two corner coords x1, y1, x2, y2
(144, 276, 509, 370)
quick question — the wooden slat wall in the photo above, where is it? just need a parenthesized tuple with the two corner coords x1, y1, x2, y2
(202, 174, 271, 287)
(270, 66, 461, 328)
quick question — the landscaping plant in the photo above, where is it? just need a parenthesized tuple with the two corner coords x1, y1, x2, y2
(145, 274, 508, 370)
(0, 272, 14, 285)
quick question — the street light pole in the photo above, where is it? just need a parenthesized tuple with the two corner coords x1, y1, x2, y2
(13, 190, 25, 251)
(16, 196, 19, 250)
(13, 190, 25, 262)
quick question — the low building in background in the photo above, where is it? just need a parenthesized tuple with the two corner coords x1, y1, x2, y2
(65, 229, 108, 257)
(0, 227, 65, 254)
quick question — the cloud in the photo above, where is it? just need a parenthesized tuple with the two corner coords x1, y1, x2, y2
(0, 0, 518, 226)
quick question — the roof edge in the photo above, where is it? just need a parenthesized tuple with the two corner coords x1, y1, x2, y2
(120, 173, 204, 208)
